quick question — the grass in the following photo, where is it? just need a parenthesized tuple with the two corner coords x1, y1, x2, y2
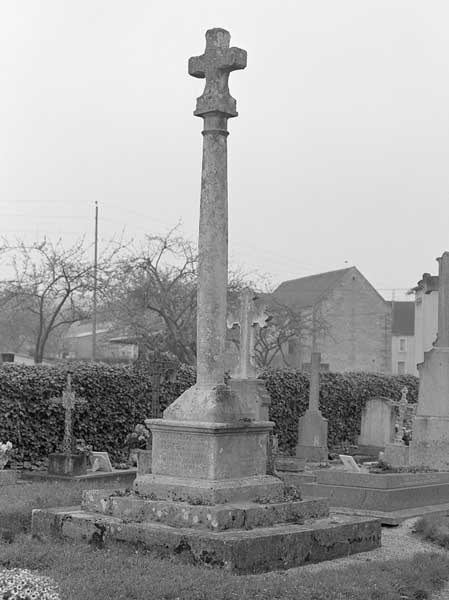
(0, 480, 126, 538)
(414, 513, 449, 549)
(2, 482, 449, 599)
(1, 536, 449, 600)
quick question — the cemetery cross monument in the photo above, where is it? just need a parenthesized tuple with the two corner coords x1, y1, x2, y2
(140, 28, 284, 503)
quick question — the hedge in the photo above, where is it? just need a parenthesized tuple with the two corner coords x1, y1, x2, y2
(0, 363, 418, 464)
(262, 369, 419, 453)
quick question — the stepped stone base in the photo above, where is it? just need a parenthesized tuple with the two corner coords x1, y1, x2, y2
(31, 503, 380, 574)
(134, 474, 285, 504)
(0, 470, 18, 485)
(280, 470, 449, 525)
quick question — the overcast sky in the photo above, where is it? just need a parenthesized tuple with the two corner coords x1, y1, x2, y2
(1, 1, 449, 299)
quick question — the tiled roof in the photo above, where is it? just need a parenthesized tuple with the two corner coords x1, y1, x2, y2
(391, 301, 415, 336)
(273, 268, 352, 309)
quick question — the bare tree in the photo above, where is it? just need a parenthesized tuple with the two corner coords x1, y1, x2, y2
(0, 237, 121, 363)
(254, 298, 330, 369)
(108, 229, 198, 364)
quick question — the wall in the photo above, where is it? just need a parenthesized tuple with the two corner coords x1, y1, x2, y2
(281, 268, 392, 373)
(391, 335, 417, 375)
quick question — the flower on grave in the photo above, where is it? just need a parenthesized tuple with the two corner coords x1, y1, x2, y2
(75, 438, 93, 459)
(0, 567, 61, 600)
(124, 423, 151, 450)
(0, 441, 12, 469)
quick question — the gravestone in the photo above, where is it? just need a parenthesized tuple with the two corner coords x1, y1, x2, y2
(358, 397, 396, 450)
(48, 375, 88, 476)
(295, 351, 328, 462)
(32, 28, 381, 571)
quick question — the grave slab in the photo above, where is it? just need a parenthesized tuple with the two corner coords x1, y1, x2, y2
(31, 506, 380, 574)
(21, 468, 136, 488)
(280, 469, 449, 524)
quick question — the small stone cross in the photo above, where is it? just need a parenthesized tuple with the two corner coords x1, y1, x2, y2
(50, 374, 86, 455)
(227, 289, 269, 378)
(189, 28, 247, 118)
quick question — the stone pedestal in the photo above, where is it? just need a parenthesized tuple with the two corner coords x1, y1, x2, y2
(48, 453, 87, 477)
(228, 378, 270, 421)
(408, 347, 449, 469)
(296, 410, 328, 462)
(136, 449, 152, 476)
(383, 443, 410, 467)
(138, 418, 283, 503)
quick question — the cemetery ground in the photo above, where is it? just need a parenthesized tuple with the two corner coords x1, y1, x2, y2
(2, 482, 449, 599)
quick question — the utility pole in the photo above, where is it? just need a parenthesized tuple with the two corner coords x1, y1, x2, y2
(92, 201, 99, 361)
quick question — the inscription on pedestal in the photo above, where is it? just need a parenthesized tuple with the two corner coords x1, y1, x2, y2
(151, 426, 269, 480)
(156, 434, 211, 475)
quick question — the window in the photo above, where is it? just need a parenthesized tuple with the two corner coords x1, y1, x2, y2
(397, 361, 406, 375)
(399, 338, 407, 352)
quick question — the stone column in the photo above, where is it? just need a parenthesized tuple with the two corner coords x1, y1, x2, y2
(436, 252, 449, 348)
(308, 352, 321, 411)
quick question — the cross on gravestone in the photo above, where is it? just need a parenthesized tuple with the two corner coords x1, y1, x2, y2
(50, 375, 87, 455)
(227, 289, 270, 379)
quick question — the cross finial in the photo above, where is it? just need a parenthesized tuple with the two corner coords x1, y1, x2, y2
(189, 28, 247, 118)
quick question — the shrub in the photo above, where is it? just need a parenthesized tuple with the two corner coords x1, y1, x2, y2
(262, 369, 418, 453)
(0, 362, 417, 463)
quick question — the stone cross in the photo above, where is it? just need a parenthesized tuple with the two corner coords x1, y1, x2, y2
(436, 251, 449, 347)
(188, 29, 247, 388)
(50, 374, 86, 455)
(227, 289, 269, 378)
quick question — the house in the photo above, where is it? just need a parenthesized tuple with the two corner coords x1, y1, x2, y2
(62, 322, 138, 362)
(390, 301, 417, 375)
(271, 267, 392, 373)
(412, 272, 439, 367)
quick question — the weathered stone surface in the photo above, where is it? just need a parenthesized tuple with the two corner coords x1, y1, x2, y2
(296, 410, 328, 462)
(136, 449, 152, 475)
(0, 470, 17, 485)
(275, 457, 306, 472)
(383, 443, 410, 467)
(313, 470, 449, 489)
(134, 474, 285, 504)
(48, 453, 87, 476)
(32, 507, 380, 574)
(148, 420, 272, 481)
(358, 398, 395, 448)
(82, 490, 329, 532)
(22, 468, 136, 488)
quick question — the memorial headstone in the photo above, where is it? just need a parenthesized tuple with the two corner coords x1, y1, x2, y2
(47, 375, 88, 476)
(358, 397, 396, 449)
(295, 351, 328, 462)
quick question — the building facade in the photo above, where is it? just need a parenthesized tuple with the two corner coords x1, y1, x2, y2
(390, 301, 417, 375)
(272, 267, 392, 373)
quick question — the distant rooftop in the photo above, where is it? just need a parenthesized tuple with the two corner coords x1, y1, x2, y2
(273, 268, 352, 309)
(391, 301, 415, 336)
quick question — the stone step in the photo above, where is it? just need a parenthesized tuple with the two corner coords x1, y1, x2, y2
(31, 506, 381, 574)
(82, 489, 329, 532)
